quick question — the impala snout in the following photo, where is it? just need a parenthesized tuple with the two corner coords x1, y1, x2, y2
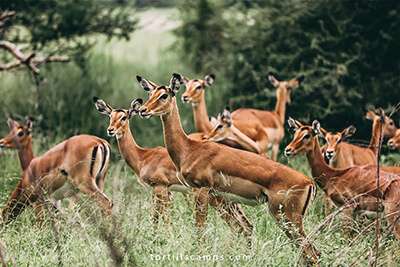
(107, 127, 116, 137)
(0, 139, 4, 148)
(388, 139, 397, 150)
(325, 150, 335, 160)
(181, 95, 189, 103)
(284, 147, 294, 157)
(139, 106, 151, 119)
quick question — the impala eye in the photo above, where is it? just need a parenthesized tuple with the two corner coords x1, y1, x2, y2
(195, 85, 202, 90)
(160, 94, 168, 100)
(17, 131, 24, 137)
(121, 116, 127, 121)
(216, 124, 223, 130)
(303, 133, 311, 140)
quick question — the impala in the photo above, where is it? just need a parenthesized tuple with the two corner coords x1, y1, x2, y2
(136, 73, 320, 264)
(388, 129, 400, 150)
(1, 129, 112, 223)
(93, 97, 253, 236)
(203, 108, 264, 154)
(321, 110, 400, 174)
(232, 73, 304, 160)
(180, 74, 269, 154)
(285, 118, 400, 238)
(0, 118, 34, 171)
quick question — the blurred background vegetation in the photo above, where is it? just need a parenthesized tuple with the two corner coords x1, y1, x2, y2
(0, 0, 399, 151)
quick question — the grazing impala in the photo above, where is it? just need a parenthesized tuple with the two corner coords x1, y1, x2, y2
(232, 73, 304, 160)
(180, 74, 269, 154)
(285, 118, 400, 238)
(137, 73, 320, 264)
(93, 97, 253, 235)
(1, 130, 113, 223)
(388, 129, 400, 150)
(203, 109, 264, 154)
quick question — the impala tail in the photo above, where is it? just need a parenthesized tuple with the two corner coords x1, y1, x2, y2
(90, 141, 110, 190)
(302, 184, 316, 216)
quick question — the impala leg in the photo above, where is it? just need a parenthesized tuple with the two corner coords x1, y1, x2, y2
(152, 185, 171, 225)
(268, 193, 320, 266)
(340, 206, 355, 236)
(208, 195, 253, 241)
(323, 196, 335, 216)
(383, 182, 400, 239)
(75, 178, 113, 215)
(271, 143, 280, 161)
(193, 187, 209, 230)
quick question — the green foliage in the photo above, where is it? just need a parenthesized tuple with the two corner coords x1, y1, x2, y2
(175, 0, 226, 72)
(175, 0, 400, 140)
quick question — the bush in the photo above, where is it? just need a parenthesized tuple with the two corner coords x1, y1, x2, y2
(175, 0, 400, 142)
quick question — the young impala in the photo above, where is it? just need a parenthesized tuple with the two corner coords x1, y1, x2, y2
(0, 118, 34, 171)
(322, 110, 397, 167)
(203, 109, 265, 154)
(285, 118, 400, 238)
(1, 128, 112, 223)
(232, 73, 304, 160)
(180, 74, 269, 154)
(93, 97, 253, 235)
(136, 73, 320, 265)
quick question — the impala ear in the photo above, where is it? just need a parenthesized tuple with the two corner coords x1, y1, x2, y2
(365, 110, 376, 121)
(25, 117, 33, 133)
(204, 74, 215, 86)
(129, 98, 143, 118)
(287, 117, 302, 132)
(93, 97, 113, 116)
(296, 75, 305, 84)
(376, 108, 385, 123)
(222, 108, 232, 127)
(169, 73, 184, 95)
(136, 75, 157, 91)
(319, 127, 328, 137)
(312, 120, 322, 136)
(268, 72, 280, 87)
(341, 125, 356, 140)
(7, 118, 18, 129)
(209, 116, 218, 127)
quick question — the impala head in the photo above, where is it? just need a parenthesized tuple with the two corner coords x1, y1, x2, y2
(284, 118, 322, 157)
(268, 73, 304, 104)
(180, 74, 215, 104)
(365, 109, 397, 138)
(93, 97, 142, 138)
(203, 108, 232, 142)
(136, 73, 183, 118)
(0, 117, 33, 149)
(388, 129, 400, 150)
(319, 125, 356, 161)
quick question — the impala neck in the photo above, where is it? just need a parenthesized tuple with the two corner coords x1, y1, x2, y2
(161, 98, 190, 169)
(306, 137, 345, 189)
(192, 92, 212, 133)
(368, 118, 383, 155)
(18, 138, 34, 171)
(117, 123, 144, 174)
(274, 88, 288, 125)
(230, 126, 260, 154)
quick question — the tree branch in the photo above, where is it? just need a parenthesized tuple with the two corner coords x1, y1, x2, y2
(0, 40, 69, 74)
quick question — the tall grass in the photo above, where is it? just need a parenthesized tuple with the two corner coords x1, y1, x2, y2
(1, 7, 400, 267)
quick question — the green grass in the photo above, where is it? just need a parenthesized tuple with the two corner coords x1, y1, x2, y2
(1, 7, 400, 267)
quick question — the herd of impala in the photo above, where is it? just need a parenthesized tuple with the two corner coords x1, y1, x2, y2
(0, 72, 399, 265)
